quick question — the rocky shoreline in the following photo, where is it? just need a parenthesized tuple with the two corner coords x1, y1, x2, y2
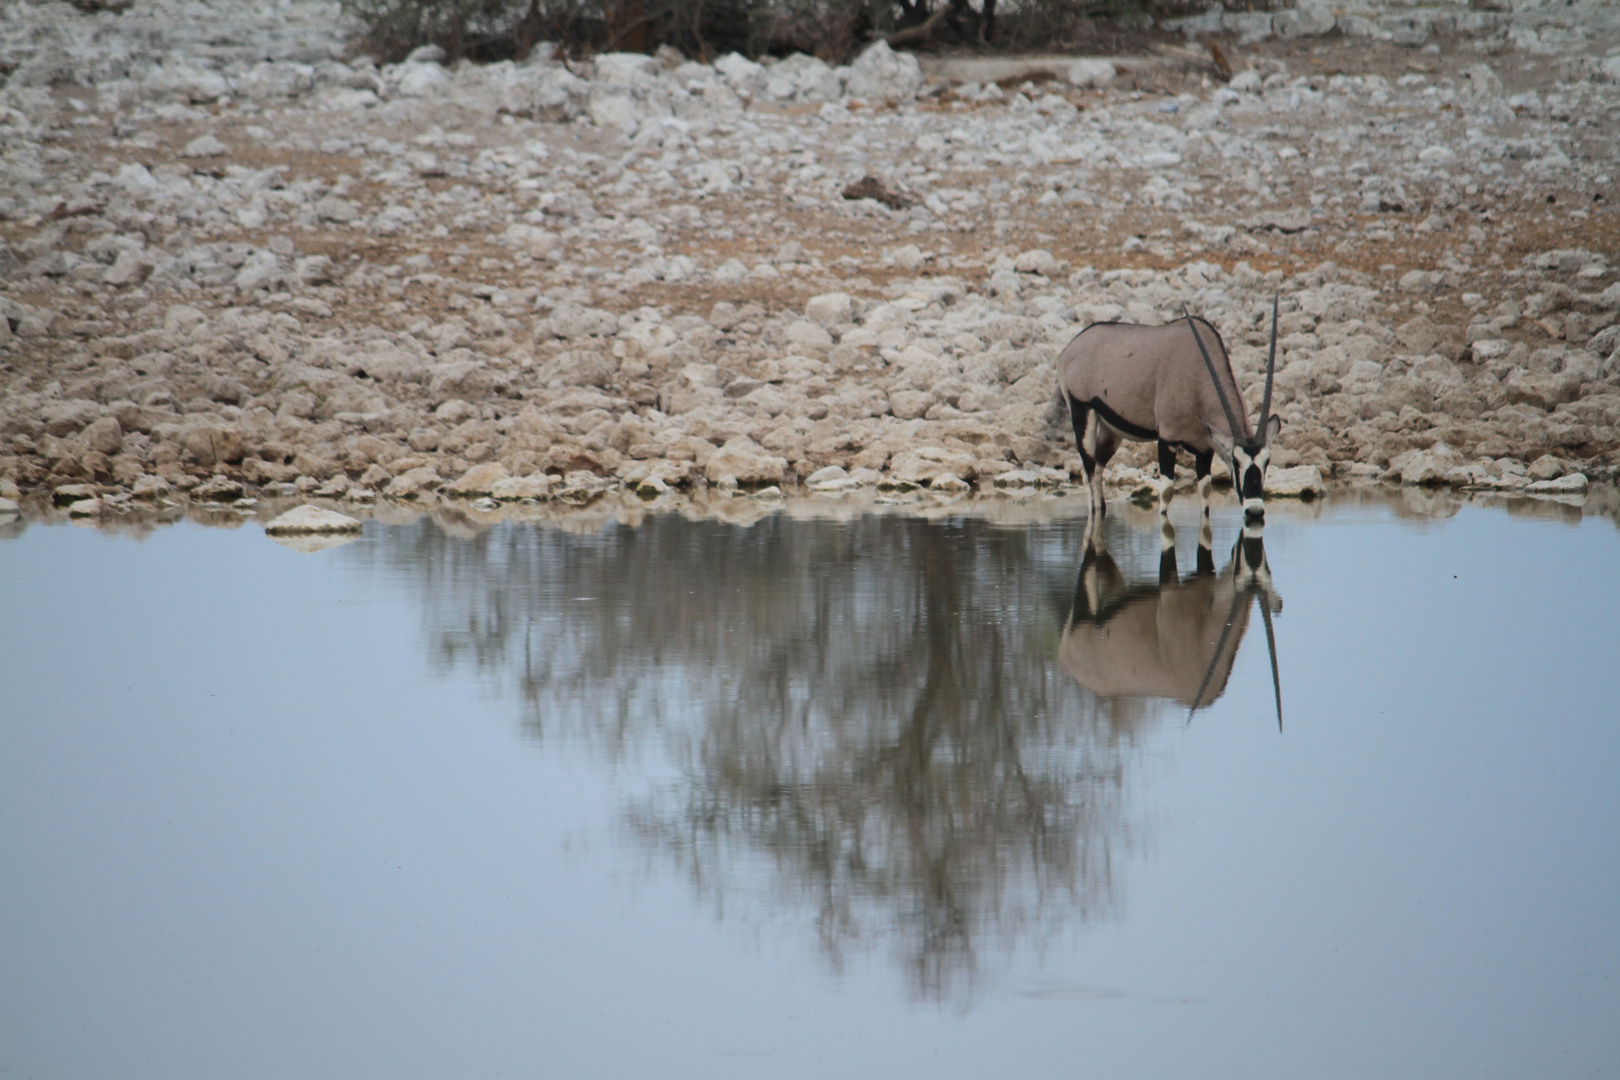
(2, 0, 1619, 524)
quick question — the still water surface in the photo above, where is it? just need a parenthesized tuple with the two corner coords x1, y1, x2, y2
(2, 496, 1618, 1079)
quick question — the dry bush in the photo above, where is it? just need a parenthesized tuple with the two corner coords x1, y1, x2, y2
(344, 0, 1298, 63)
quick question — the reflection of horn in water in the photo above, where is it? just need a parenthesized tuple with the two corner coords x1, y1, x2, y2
(1188, 585, 1248, 719)
(1260, 599, 1282, 731)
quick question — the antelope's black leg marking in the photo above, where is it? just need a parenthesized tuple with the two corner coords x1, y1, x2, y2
(1196, 534, 1216, 576)
(1157, 440, 1177, 480)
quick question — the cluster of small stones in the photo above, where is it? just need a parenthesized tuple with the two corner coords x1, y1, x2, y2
(1, 0, 1619, 528)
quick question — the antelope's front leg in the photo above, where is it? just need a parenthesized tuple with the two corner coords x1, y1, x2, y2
(1194, 449, 1215, 516)
(1154, 441, 1177, 515)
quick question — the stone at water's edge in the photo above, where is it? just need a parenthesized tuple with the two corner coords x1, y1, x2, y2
(447, 462, 511, 496)
(490, 475, 554, 500)
(0, 497, 18, 515)
(1525, 473, 1590, 495)
(1265, 465, 1327, 498)
(265, 506, 364, 534)
(705, 437, 787, 484)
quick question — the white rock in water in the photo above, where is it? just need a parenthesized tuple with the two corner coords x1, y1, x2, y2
(805, 465, 850, 489)
(1525, 473, 1589, 495)
(265, 505, 363, 533)
(1068, 59, 1115, 88)
(1266, 464, 1327, 497)
(993, 469, 1043, 488)
(490, 475, 553, 500)
(0, 497, 17, 515)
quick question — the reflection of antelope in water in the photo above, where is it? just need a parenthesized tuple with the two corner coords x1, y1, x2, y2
(1060, 519, 1284, 727)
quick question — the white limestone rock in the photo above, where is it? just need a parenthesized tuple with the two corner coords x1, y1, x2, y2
(1068, 59, 1116, 88)
(1265, 464, 1327, 498)
(845, 42, 923, 103)
(1525, 473, 1589, 495)
(806, 292, 854, 325)
(265, 505, 363, 533)
(704, 437, 787, 483)
(395, 62, 450, 98)
(180, 134, 229, 158)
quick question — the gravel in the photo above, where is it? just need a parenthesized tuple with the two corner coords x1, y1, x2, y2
(2, 0, 1618, 526)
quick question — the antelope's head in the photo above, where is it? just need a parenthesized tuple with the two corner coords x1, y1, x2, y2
(1186, 296, 1282, 520)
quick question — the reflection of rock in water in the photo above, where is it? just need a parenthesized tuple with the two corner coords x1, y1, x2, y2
(349, 512, 1179, 1003)
(1060, 518, 1283, 730)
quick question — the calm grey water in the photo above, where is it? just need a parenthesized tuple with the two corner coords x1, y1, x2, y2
(2, 495, 1618, 1080)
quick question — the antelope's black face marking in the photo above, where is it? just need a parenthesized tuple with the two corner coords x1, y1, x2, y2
(1231, 443, 1272, 518)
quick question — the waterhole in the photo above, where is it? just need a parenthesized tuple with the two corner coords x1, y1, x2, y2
(2, 492, 1617, 1079)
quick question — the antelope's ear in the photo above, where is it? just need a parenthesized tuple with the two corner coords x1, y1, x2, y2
(1262, 414, 1282, 445)
(1207, 422, 1235, 458)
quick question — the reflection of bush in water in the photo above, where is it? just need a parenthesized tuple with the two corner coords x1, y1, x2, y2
(353, 512, 1180, 1002)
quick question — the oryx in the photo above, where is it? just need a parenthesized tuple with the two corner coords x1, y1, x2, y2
(1060, 518, 1283, 728)
(1055, 297, 1282, 519)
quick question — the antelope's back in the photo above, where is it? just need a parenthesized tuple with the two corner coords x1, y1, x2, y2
(1054, 320, 1247, 448)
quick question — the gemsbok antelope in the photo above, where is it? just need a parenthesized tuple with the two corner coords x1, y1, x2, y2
(1060, 519, 1283, 728)
(1055, 298, 1282, 520)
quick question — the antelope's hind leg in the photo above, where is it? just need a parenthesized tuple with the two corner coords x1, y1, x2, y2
(1067, 394, 1105, 517)
(1090, 419, 1122, 519)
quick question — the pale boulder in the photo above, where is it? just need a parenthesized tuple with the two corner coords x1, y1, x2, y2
(890, 445, 978, 483)
(446, 462, 511, 496)
(265, 505, 363, 533)
(704, 437, 787, 484)
(1265, 464, 1326, 498)
(490, 475, 555, 500)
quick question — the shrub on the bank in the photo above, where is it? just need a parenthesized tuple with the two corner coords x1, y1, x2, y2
(343, 0, 1287, 64)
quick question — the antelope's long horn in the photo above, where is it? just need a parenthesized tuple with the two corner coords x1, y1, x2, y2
(1260, 293, 1279, 435)
(1188, 584, 1246, 722)
(1182, 306, 1242, 441)
(1260, 593, 1282, 731)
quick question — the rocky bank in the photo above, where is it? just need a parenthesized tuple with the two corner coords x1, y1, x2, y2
(2, 0, 1619, 525)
